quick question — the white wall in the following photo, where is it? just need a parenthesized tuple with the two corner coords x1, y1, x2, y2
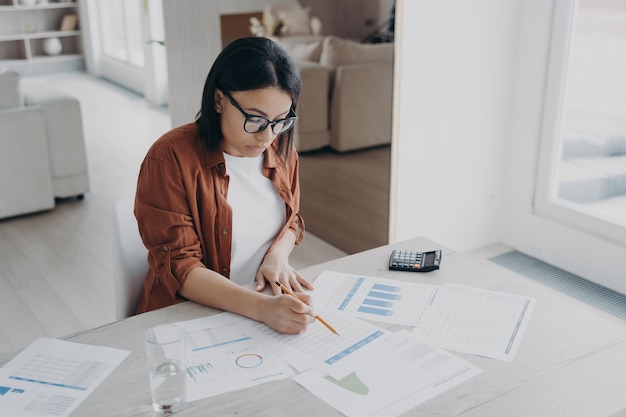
(163, 0, 295, 128)
(390, 0, 519, 251)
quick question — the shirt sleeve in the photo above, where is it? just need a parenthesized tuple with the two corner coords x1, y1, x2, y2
(134, 146, 205, 300)
(287, 146, 305, 245)
(264, 144, 306, 256)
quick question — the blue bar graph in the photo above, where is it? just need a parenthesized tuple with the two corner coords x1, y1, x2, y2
(186, 360, 214, 382)
(357, 282, 403, 317)
(362, 298, 393, 307)
(324, 331, 385, 364)
(367, 291, 401, 300)
(338, 277, 365, 311)
(8, 376, 87, 391)
(372, 284, 401, 292)
(192, 336, 252, 352)
(357, 306, 393, 316)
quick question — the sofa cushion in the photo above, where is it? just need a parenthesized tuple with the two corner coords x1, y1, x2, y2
(319, 36, 394, 68)
(278, 37, 323, 62)
(0, 68, 22, 110)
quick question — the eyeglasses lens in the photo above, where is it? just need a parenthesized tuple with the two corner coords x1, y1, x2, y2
(244, 117, 296, 135)
(272, 118, 296, 134)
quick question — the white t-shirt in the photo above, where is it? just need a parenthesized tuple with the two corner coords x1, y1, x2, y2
(223, 152, 286, 285)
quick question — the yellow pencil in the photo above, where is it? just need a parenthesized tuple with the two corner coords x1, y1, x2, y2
(275, 281, 340, 336)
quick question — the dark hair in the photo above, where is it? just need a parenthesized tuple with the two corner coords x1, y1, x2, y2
(195, 37, 302, 157)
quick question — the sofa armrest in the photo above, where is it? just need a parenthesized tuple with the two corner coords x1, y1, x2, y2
(330, 61, 393, 152)
(23, 82, 89, 197)
(293, 60, 332, 152)
(0, 106, 55, 218)
(0, 69, 22, 110)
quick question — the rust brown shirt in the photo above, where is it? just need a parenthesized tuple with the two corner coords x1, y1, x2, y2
(134, 123, 304, 314)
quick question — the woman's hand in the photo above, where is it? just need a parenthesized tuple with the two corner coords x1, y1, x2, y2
(182, 266, 315, 335)
(255, 254, 314, 295)
(258, 292, 316, 334)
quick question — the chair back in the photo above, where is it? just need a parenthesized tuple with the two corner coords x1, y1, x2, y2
(113, 197, 148, 320)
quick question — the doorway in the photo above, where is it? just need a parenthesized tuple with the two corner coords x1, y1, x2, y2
(297, 0, 395, 254)
(87, 0, 167, 105)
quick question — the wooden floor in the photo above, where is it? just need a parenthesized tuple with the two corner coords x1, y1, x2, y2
(0, 72, 346, 356)
(299, 145, 391, 254)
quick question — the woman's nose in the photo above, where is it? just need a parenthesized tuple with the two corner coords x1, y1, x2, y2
(257, 126, 275, 142)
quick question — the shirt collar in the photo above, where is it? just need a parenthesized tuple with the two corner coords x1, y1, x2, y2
(205, 140, 281, 169)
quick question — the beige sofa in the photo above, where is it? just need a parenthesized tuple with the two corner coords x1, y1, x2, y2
(277, 35, 394, 153)
(0, 68, 89, 219)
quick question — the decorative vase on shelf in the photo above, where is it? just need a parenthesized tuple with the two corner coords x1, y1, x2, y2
(43, 37, 62, 56)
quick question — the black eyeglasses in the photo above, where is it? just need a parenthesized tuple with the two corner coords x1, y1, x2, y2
(222, 91, 298, 135)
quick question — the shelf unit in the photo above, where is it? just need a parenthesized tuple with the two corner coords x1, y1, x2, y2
(0, 0, 84, 74)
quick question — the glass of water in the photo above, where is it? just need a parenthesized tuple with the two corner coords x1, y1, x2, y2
(145, 324, 187, 414)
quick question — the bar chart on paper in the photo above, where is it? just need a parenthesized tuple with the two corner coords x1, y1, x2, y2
(313, 271, 439, 326)
(358, 283, 401, 316)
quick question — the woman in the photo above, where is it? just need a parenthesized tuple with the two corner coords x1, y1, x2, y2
(134, 37, 315, 334)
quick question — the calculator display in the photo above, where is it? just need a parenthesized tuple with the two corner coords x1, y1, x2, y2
(424, 252, 436, 265)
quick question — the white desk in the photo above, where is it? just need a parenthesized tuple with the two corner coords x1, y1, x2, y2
(2, 237, 626, 417)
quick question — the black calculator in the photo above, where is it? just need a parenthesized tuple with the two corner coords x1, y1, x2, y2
(389, 250, 442, 272)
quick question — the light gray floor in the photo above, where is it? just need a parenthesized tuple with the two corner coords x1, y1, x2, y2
(0, 72, 347, 356)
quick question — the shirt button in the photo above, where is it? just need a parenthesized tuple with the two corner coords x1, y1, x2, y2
(162, 246, 169, 252)
(221, 267, 227, 273)
(222, 229, 228, 235)
(220, 189, 225, 195)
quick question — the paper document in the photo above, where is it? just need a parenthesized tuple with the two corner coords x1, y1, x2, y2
(174, 313, 295, 402)
(0, 338, 129, 417)
(294, 330, 482, 417)
(413, 284, 535, 360)
(245, 310, 392, 379)
(312, 270, 439, 326)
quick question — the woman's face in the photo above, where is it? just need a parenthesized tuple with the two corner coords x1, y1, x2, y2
(216, 87, 293, 157)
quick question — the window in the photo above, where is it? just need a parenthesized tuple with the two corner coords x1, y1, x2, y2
(535, 0, 626, 246)
(97, 0, 144, 67)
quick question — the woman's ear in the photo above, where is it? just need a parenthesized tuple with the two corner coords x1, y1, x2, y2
(214, 90, 223, 113)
